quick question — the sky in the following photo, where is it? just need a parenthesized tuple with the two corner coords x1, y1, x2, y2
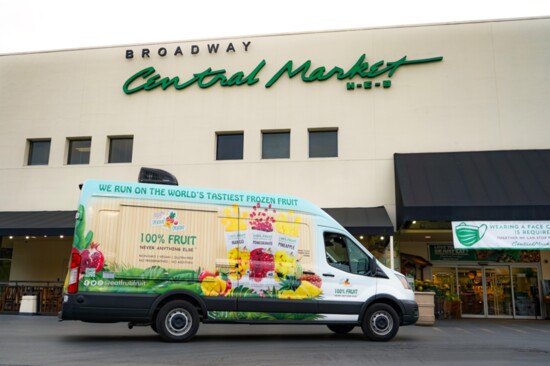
(0, 0, 549, 54)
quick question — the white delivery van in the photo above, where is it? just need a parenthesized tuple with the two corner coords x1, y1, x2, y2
(60, 168, 418, 342)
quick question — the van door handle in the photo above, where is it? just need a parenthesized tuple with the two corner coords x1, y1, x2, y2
(322, 273, 335, 277)
(303, 271, 315, 275)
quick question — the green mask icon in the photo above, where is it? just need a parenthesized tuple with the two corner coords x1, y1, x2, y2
(455, 223, 487, 247)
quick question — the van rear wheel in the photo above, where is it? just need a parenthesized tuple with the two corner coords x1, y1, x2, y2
(361, 303, 399, 342)
(327, 324, 355, 334)
(156, 300, 199, 342)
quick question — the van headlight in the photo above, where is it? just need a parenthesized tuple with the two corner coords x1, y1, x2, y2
(395, 273, 411, 290)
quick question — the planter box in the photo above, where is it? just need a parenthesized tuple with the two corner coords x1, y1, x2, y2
(415, 291, 435, 326)
(443, 300, 462, 319)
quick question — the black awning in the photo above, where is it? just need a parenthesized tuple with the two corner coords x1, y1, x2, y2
(0, 211, 76, 236)
(322, 207, 394, 236)
(394, 149, 550, 228)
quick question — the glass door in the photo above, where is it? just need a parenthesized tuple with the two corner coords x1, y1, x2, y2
(432, 267, 459, 320)
(457, 267, 484, 316)
(485, 267, 513, 317)
(512, 267, 541, 318)
(445, 265, 542, 318)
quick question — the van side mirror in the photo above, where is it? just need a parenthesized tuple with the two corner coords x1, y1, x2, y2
(356, 257, 377, 276)
(369, 258, 377, 276)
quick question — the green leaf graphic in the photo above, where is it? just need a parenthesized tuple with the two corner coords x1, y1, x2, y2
(84, 230, 93, 247)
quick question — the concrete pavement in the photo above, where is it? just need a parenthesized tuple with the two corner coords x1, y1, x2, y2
(0, 315, 549, 365)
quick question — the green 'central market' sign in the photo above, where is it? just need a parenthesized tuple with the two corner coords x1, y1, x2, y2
(122, 54, 443, 94)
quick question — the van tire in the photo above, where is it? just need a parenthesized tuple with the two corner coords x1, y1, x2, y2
(361, 303, 399, 342)
(327, 324, 355, 334)
(156, 300, 199, 342)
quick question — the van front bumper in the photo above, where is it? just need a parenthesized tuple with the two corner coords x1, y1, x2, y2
(400, 300, 419, 325)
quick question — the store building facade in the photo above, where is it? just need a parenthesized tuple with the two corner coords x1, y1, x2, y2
(1, 17, 549, 318)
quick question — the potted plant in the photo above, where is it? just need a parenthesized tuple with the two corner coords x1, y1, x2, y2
(443, 291, 461, 319)
(415, 280, 462, 321)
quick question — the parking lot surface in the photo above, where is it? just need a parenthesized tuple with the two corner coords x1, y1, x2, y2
(1, 315, 549, 365)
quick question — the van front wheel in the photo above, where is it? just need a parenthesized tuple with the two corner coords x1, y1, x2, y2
(156, 300, 199, 342)
(361, 303, 399, 342)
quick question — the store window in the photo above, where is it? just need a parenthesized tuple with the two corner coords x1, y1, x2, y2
(27, 139, 51, 165)
(309, 129, 338, 158)
(67, 138, 91, 165)
(262, 131, 290, 159)
(512, 267, 540, 317)
(216, 132, 243, 160)
(0, 239, 13, 281)
(108, 136, 133, 163)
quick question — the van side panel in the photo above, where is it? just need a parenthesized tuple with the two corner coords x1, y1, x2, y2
(64, 181, 333, 323)
(116, 203, 221, 273)
(78, 198, 223, 296)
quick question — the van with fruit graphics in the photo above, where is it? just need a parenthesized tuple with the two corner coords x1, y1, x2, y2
(61, 168, 418, 342)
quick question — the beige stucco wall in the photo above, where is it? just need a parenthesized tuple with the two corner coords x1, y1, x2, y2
(0, 17, 549, 229)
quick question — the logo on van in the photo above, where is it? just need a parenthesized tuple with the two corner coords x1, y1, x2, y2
(151, 210, 186, 232)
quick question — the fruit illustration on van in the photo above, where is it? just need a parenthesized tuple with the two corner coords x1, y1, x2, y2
(227, 247, 251, 279)
(274, 250, 296, 280)
(278, 275, 323, 299)
(80, 242, 104, 274)
(249, 203, 276, 232)
(164, 211, 177, 229)
(249, 248, 274, 282)
(199, 271, 232, 296)
(300, 273, 322, 288)
(198, 270, 217, 282)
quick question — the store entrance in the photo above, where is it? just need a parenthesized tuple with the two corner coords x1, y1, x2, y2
(512, 267, 542, 317)
(435, 265, 542, 319)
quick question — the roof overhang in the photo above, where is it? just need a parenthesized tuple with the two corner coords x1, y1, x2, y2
(0, 211, 76, 236)
(323, 207, 394, 236)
